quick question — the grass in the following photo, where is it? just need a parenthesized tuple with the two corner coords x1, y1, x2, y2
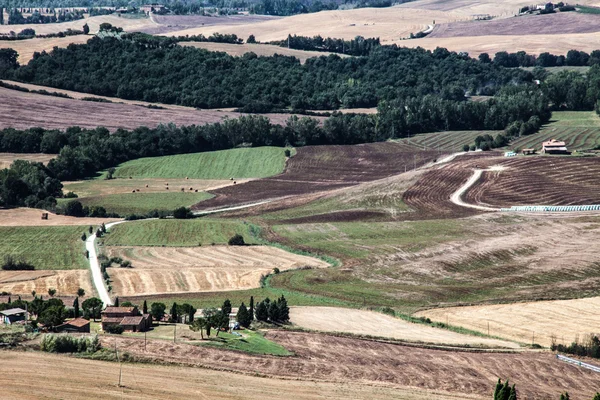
(0, 226, 88, 270)
(508, 111, 600, 151)
(271, 219, 468, 259)
(576, 5, 600, 14)
(102, 218, 261, 246)
(113, 147, 287, 179)
(197, 329, 293, 356)
(59, 192, 213, 216)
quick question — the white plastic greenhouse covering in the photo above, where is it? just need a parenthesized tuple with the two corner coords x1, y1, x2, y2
(501, 205, 600, 212)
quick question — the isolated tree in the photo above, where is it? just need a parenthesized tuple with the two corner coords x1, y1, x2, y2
(249, 296, 254, 321)
(73, 297, 80, 318)
(65, 200, 85, 217)
(189, 317, 207, 339)
(237, 302, 251, 328)
(88, 226, 93, 234)
(31, 290, 36, 298)
(77, 288, 85, 297)
(247, 34, 256, 43)
(221, 299, 232, 316)
(173, 207, 191, 219)
(494, 379, 516, 400)
(559, 394, 569, 400)
(7, 296, 10, 304)
(228, 234, 245, 246)
(48, 288, 56, 297)
(101, 223, 106, 234)
(82, 297, 103, 321)
(170, 302, 178, 323)
(83, 23, 89, 35)
(150, 302, 166, 321)
(114, 297, 119, 307)
(143, 300, 148, 314)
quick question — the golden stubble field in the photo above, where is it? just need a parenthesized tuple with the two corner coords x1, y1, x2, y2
(105, 245, 328, 296)
(0, 153, 55, 169)
(0, 270, 92, 296)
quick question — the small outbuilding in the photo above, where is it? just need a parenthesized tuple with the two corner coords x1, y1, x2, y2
(56, 317, 90, 333)
(1, 308, 28, 324)
(522, 148, 536, 155)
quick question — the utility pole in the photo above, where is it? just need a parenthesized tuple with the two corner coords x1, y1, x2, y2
(115, 339, 123, 387)
(144, 331, 147, 352)
(173, 323, 176, 343)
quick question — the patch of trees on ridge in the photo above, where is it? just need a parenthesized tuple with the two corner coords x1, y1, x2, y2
(0, 36, 532, 110)
(269, 34, 380, 56)
(482, 49, 600, 68)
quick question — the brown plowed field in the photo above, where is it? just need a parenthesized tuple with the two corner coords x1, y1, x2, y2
(0, 153, 55, 169)
(0, 86, 298, 131)
(104, 245, 327, 296)
(464, 157, 600, 208)
(193, 143, 441, 211)
(0, 270, 92, 295)
(108, 330, 600, 399)
(402, 153, 501, 219)
(429, 12, 600, 38)
(0, 208, 119, 227)
(0, 351, 471, 400)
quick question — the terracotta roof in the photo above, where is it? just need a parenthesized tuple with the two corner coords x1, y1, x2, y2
(101, 317, 123, 324)
(102, 307, 135, 314)
(65, 317, 90, 328)
(120, 316, 144, 326)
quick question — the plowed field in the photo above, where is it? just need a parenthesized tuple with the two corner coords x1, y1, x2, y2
(108, 330, 600, 399)
(105, 245, 327, 296)
(0, 208, 119, 227)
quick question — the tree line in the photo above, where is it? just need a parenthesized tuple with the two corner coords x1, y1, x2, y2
(269, 34, 380, 56)
(0, 35, 533, 110)
(7, 8, 84, 24)
(482, 49, 600, 68)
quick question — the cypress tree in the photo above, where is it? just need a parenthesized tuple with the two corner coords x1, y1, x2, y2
(73, 297, 80, 318)
(507, 385, 517, 400)
(221, 299, 232, 316)
(249, 296, 254, 321)
(237, 302, 250, 328)
(171, 302, 178, 323)
(114, 297, 119, 307)
(143, 300, 148, 314)
(7, 296, 10, 304)
(278, 295, 289, 322)
(268, 301, 280, 322)
(255, 300, 268, 322)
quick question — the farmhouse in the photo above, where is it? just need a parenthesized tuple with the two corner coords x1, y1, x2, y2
(1, 308, 28, 324)
(140, 4, 165, 13)
(55, 317, 90, 333)
(542, 139, 568, 154)
(101, 306, 151, 332)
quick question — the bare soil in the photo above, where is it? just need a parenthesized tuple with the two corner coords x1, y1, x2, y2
(107, 330, 600, 399)
(104, 245, 327, 296)
(0, 86, 301, 131)
(0, 153, 55, 169)
(290, 306, 518, 348)
(0, 208, 119, 227)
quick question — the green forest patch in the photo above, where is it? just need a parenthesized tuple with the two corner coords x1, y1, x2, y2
(102, 218, 260, 246)
(113, 147, 287, 180)
(0, 226, 88, 270)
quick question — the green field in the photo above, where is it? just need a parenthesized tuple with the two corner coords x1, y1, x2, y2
(113, 147, 288, 179)
(102, 218, 260, 246)
(394, 130, 501, 152)
(0, 226, 88, 270)
(198, 329, 293, 355)
(59, 192, 213, 216)
(509, 111, 600, 151)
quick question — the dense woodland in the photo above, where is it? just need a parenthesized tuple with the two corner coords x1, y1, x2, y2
(270, 35, 381, 56)
(1, 36, 533, 110)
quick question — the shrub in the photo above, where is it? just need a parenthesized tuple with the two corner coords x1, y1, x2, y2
(284, 149, 291, 157)
(173, 207, 192, 219)
(64, 191, 78, 198)
(2, 255, 34, 271)
(41, 334, 100, 353)
(105, 325, 124, 334)
(228, 234, 245, 246)
(462, 144, 470, 152)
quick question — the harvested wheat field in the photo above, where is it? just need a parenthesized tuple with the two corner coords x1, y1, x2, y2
(181, 41, 347, 63)
(290, 306, 519, 348)
(0, 86, 298, 131)
(405, 32, 600, 58)
(0, 15, 157, 36)
(110, 330, 600, 399)
(0, 208, 119, 227)
(164, 7, 463, 42)
(0, 35, 89, 64)
(0, 270, 92, 296)
(0, 351, 469, 400)
(105, 245, 328, 296)
(415, 296, 600, 348)
(0, 153, 55, 169)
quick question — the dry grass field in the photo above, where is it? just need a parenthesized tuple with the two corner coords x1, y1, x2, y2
(415, 296, 600, 348)
(181, 41, 346, 63)
(104, 245, 327, 296)
(0, 208, 119, 227)
(0, 86, 298, 131)
(0, 351, 472, 400)
(0, 35, 89, 64)
(290, 306, 519, 347)
(0, 270, 92, 296)
(164, 6, 464, 42)
(0, 153, 55, 169)
(110, 331, 600, 399)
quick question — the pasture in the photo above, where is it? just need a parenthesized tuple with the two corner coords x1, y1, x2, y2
(101, 218, 259, 246)
(509, 111, 600, 151)
(0, 225, 90, 270)
(113, 147, 287, 180)
(290, 306, 518, 348)
(415, 296, 600, 347)
(68, 192, 213, 215)
(104, 245, 327, 296)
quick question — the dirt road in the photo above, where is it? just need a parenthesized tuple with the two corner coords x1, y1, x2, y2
(88, 221, 127, 305)
(450, 167, 502, 211)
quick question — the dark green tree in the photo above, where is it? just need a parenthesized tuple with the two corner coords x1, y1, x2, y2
(249, 296, 254, 321)
(228, 234, 245, 246)
(114, 297, 119, 307)
(81, 297, 103, 321)
(255, 299, 269, 322)
(83, 23, 89, 34)
(221, 299, 232, 316)
(73, 297, 80, 318)
(559, 394, 569, 400)
(277, 295, 289, 322)
(39, 305, 65, 328)
(150, 302, 166, 321)
(77, 288, 85, 297)
(143, 300, 148, 314)
(170, 302, 178, 323)
(236, 302, 251, 328)
(268, 301, 280, 322)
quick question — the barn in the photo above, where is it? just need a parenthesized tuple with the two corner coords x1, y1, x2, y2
(542, 139, 568, 154)
(0, 308, 27, 325)
(56, 317, 90, 333)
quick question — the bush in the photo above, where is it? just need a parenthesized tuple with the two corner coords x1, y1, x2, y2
(462, 144, 470, 152)
(284, 149, 291, 157)
(105, 325, 124, 334)
(40, 334, 100, 353)
(228, 234, 245, 246)
(173, 207, 192, 219)
(64, 191, 78, 198)
(2, 255, 34, 271)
